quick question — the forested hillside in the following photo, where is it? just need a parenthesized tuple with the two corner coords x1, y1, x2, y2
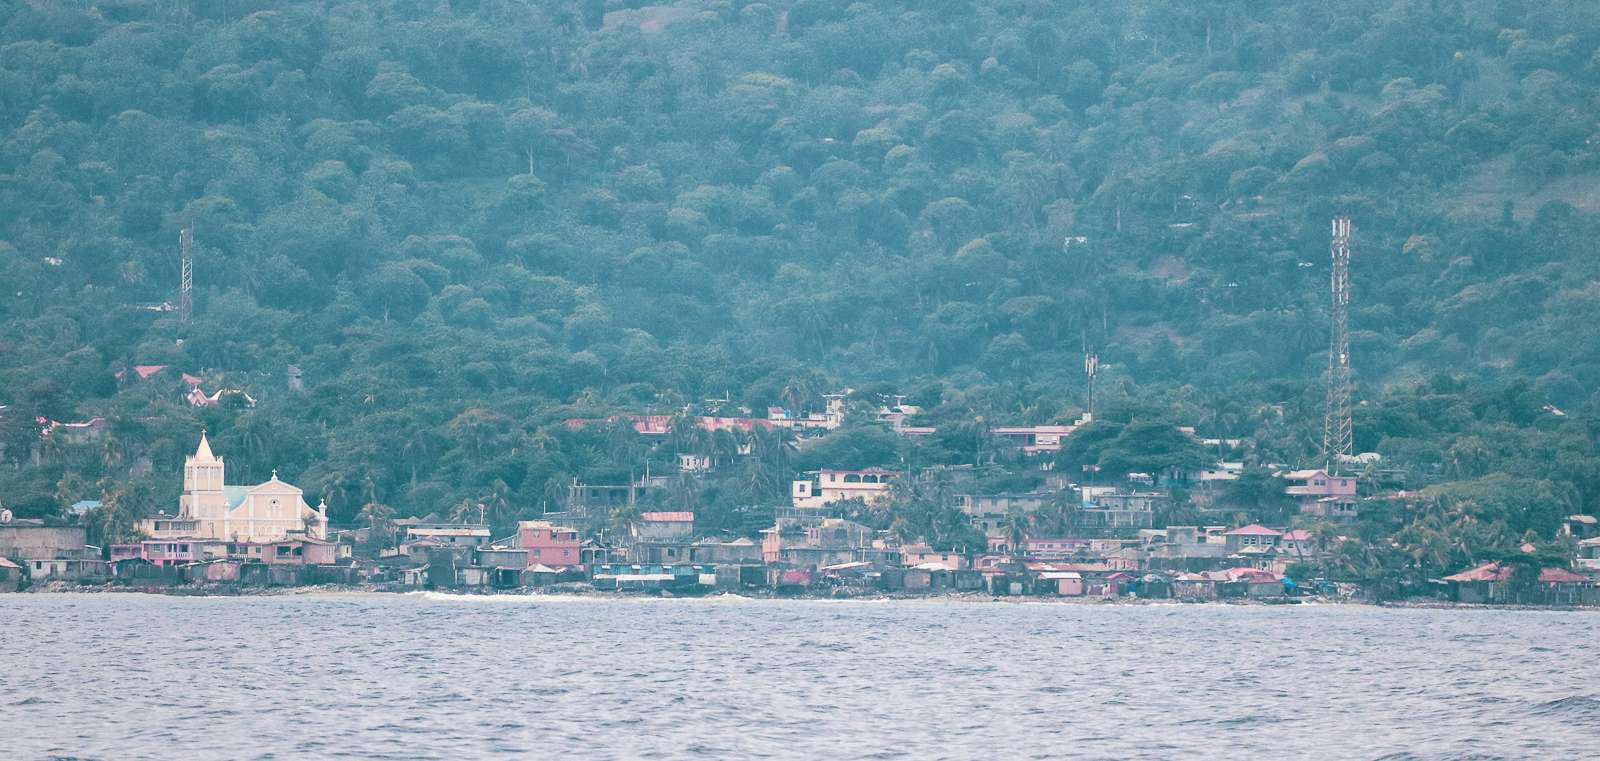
(3, 0, 1600, 556)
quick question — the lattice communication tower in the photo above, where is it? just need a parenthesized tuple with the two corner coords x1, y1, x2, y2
(179, 226, 193, 324)
(1322, 216, 1353, 473)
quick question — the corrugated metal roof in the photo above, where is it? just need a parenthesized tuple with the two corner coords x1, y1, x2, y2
(640, 511, 694, 522)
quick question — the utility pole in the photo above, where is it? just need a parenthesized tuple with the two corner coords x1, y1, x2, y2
(1322, 216, 1353, 474)
(179, 225, 194, 324)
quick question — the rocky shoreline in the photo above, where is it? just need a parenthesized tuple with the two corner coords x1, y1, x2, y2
(20, 580, 1599, 611)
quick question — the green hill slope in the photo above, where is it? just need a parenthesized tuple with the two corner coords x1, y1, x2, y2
(2, 0, 1599, 538)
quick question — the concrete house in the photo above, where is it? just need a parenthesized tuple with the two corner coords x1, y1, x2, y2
(761, 517, 884, 567)
(1281, 469, 1357, 520)
(515, 520, 581, 569)
(1223, 524, 1282, 554)
(791, 468, 898, 509)
(956, 492, 1047, 535)
(635, 512, 695, 541)
(394, 514, 492, 548)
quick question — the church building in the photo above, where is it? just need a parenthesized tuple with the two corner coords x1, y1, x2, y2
(141, 432, 328, 543)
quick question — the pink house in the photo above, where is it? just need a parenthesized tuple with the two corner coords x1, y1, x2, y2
(1024, 537, 1095, 559)
(231, 537, 347, 565)
(517, 520, 581, 569)
(141, 540, 202, 567)
(1281, 469, 1357, 518)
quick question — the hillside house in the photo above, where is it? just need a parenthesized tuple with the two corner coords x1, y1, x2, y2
(1580, 537, 1600, 571)
(1282, 469, 1357, 519)
(990, 423, 1079, 454)
(1278, 529, 1320, 560)
(567, 476, 668, 513)
(956, 492, 1047, 534)
(1223, 524, 1282, 554)
(791, 468, 898, 509)
(1144, 526, 1230, 570)
(1076, 491, 1164, 532)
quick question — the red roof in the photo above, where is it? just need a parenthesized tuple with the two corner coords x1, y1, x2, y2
(1280, 529, 1314, 541)
(134, 364, 168, 379)
(1540, 567, 1589, 584)
(1442, 563, 1506, 582)
(1225, 524, 1283, 536)
(631, 415, 673, 435)
(640, 511, 694, 523)
(1442, 562, 1591, 584)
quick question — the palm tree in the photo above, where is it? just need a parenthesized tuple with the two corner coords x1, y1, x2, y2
(1004, 507, 1029, 559)
(359, 502, 398, 549)
(539, 472, 571, 515)
(480, 479, 514, 528)
(449, 498, 485, 525)
(610, 504, 642, 542)
(1039, 489, 1078, 536)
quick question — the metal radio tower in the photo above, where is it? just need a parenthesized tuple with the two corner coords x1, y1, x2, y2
(179, 226, 194, 324)
(1084, 351, 1099, 420)
(1322, 216, 1353, 474)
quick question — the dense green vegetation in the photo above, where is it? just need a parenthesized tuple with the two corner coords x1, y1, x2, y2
(2, 0, 1599, 580)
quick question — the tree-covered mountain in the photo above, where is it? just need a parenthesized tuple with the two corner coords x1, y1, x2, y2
(2, 0, 1599, 568)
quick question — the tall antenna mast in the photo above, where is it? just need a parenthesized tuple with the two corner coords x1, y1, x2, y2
(1322, 216, 1353, 474)
(1084, 351, 1098, 420)
(179, 226, 194, 324)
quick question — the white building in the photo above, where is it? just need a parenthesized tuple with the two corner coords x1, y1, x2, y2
(792, 468, 898, 509)
(142, 432, 328, 542)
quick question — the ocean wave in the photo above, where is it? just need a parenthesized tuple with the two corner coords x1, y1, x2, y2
(1529, 695, 1600, 719)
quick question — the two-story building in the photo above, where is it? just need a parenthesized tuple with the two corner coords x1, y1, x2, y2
(515, 520, 582, 569)
(1281, 469, 1357, 520)
(955, 492, 1047, 535)
(761, 517, 889, 567)
(1223, 524, 1283, 553)
(0, 516, 104, 580)
(1578, 537, 1600, 571)
(791, 468, 898, 509)
(1076, 491, 1164, 533)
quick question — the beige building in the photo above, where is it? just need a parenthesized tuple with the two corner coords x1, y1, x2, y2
(142, 433, 328, 542)
(791, 468, 898, 509)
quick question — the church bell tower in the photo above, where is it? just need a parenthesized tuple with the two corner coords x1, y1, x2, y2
(184, 431, 225, 494)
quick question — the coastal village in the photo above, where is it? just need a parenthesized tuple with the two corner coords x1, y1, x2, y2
(5, 392, 1600, 606)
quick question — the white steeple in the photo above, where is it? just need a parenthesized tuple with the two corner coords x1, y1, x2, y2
(193, 430, 216, 462)
(184, 430, 225, 494)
